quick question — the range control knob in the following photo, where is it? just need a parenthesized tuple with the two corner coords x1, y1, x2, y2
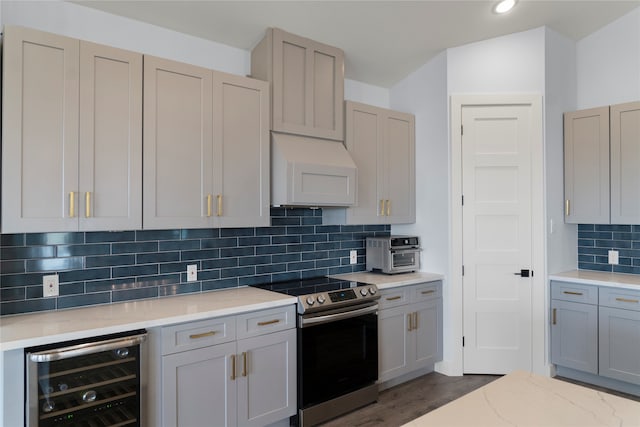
(317, 295, 326, 304)
(360, 288, 369, 296)
(306, 296, 315, 306)
(368, 287, 377, 295)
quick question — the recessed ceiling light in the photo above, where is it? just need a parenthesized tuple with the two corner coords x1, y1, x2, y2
(494, 0, 517, 14)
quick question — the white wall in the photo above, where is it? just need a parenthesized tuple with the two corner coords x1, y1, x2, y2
(577, 7, 640, 109)
(345, 79, 390, 109)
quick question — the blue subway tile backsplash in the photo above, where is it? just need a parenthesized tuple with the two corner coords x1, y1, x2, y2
(0, 208, 390, 316)
(578, 224, 640, 274)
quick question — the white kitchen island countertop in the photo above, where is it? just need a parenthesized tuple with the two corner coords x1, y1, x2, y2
(403, 370, 640, 427)
(329, 271, 444, 290)
(0, 287, 296, 351)
(549, 270, 640, 290)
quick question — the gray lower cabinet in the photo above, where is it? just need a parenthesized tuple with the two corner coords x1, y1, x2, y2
(378, 282, 442, 384)
(598, 288, 640, 385)
(159, 306, 297, 427)
(551, 281, 640, 388)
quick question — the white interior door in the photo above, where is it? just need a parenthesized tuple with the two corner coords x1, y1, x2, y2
(462, 104, 533, 374)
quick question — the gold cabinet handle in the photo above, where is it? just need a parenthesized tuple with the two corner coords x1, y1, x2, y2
(386, 296, 402, 301)
(421, 290, 435, 295)
(242, 351, 248, 377)
(379, 199, 385, 216)
(565, 199, 570, 216)
(257, 319, 280, 326)
(552, 308, 557, 325)
(189, 331, 216, 340)
(563, 291, 583, 296)
(217, 194, 222, 216)
(616, 297, 639, 304)
(231, 354, 236, 380)
(407, 313, 412, 331)
(386, 199, 391, 216)
(85, 192, 91, 218)
(207, 195, 212, 217)
(69, 192, 76, 218)
(413, 312, 418, 330)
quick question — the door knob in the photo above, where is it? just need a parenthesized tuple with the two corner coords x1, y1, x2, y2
(514, 269, 532, 277)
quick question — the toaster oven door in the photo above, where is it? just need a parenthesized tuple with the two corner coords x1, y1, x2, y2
(391, 249, 419, 271)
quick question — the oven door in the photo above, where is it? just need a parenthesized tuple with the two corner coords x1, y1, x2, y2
(298, 303, 378, 409)
(391, 249, 419, 272)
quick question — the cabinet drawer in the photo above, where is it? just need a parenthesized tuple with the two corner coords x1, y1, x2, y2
(599, 287, 640, 311)
(161, 316, 236, 355)
(412, 282, 442, 302)
(236, 305, 296, 339)
(551, 281, 598, 304)
(378, 288, 411, 310)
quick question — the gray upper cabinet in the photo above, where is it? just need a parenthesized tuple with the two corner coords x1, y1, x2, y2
(564, 101, 640, 225)
(144, 56, 270, 229)
(610, 101, 640, 224)
(563, 107, 610, 224)
(143, 55, 214, 230)
(335, 101, 415, 224)
(251, 28, 345, 141)
(1, 26, 142, 233)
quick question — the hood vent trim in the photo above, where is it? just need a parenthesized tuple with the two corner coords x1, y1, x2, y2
(271, 133, 357, 207)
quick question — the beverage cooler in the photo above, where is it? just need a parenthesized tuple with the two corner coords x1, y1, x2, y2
(25, 330, 147, 427)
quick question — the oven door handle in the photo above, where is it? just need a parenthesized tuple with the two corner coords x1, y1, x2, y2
(28, 333, 147, 362)
(300, 304, 378, 328)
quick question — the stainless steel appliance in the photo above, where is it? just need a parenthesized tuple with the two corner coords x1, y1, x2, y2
(25, 330, 147, 427)
(255, 277, 379, 427)
(366, 235, 421, 274)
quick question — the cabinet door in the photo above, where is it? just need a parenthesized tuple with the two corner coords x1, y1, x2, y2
(213, 72, 270, 227)
(378, 304, 411, 382)
(344, 101, 384, 224)
(550, 299, 598, 374)
(563, 107, 610, 224)
(599, 306, 640, 385)
(143, 55, 213, 229)
(384, 111, 416, 224)
(610, 101, 640, 224)
(79, 42, 142, 231)
(271, 28, 344, 141)
(162, 342, 237, 427)
(2, 26, 79, 233)
(236, 329, 296, 427)
(413, 299, 443, 369)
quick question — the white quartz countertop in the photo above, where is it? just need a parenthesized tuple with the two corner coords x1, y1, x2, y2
(549, 270, 640, 291)
(403, 370, 640, 427)
(329, 271, 444, 290)
(0, 287, 296, 351)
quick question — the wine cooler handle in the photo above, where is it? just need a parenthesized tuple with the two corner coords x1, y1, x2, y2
(28, 333, 147, 362)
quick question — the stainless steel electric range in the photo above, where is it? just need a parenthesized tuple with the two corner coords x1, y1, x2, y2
(254, 277, 380, 427)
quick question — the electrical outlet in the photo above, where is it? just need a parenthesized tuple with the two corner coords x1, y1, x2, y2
(43, 274, 59, 297)
(608, 250, 619, 265)
(349, 250, 358, 265)
(187, 264, 198, 282)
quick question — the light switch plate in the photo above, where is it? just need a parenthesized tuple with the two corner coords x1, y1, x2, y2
(349, 250, 358, 265)
(608, 250, 619, 265)
(187, 264, 198, 282)
(43, 274, 59, 297)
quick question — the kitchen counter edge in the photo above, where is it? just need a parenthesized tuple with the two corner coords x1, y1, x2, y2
(0, 287, 296, 352)
(329, 271, 444, 290)
(549, 270, 640, 290)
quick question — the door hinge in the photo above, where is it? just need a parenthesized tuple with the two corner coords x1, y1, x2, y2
(461, 195, 464, 206)
(462, 265, 465, 276)
(462, 336, 465, 347)
(461, 125, 464, 136)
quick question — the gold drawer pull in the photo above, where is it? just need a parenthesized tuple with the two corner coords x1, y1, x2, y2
(386, 199, 391, 216)
(189, 331, 216, 339)
(565, 199, 570, 216)
(386, 296, 402, 301)
(552, 308, 557, 325)
(413, 312, 418, 329)
(563, 291, 583, 296)
(207, 194, 212, 217)
(69, 191, 76, 218)
(407, 313, 412, 331)
(85, 192, 91, 218)
(616, 297, 639, 304)
(231, 354, 236, 380)
(421, 290, 435, 295)
(242, 352, 248, 377)
(217, 194, 223, 216)
(257, 319, 280, 326)
(379, 199, 385, 216)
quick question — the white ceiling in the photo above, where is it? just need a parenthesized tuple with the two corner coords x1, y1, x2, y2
(72, 0, 640, 87)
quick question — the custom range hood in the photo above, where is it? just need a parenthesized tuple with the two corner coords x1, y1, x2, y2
(271, 133, 357, 207)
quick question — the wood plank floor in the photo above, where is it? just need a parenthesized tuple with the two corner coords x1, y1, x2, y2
(320, 372, 640, 427)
